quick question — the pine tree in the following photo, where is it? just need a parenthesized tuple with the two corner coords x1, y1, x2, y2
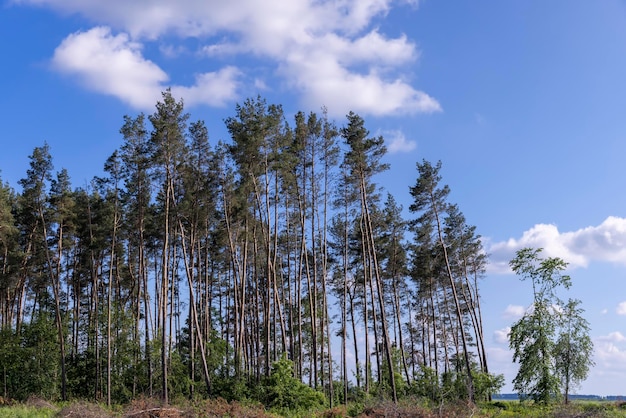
(0, 179, 18, 330)
(409, 160, 475, 402)
(119, 112, 154, 397)
(149, 89, 189, 404)
(341, 112, 397, 402)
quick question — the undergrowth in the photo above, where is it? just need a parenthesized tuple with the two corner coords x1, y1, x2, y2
(2, 397, 626, 417)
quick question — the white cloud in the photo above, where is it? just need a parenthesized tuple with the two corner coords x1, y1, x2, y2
(20, 0, 439, 116)
(616, 301, 626, 316)
(488, 216, 626, 273)
(52, 27, 240, 110)
(593, 340, 626, 376)
(254, 78, 269, 91)
(171, 67, 241, 108)
(13, 0, 400, 42)
(159, 44, 187, 59)
(322, 31, 417, 67)
(52, 27, 167, 109)
(597, 331, 626, 343)
(384, 130, 416, 154)
(503, 304, 525, 319)
(286, 51, 440, 116)
(493, 327, 510, 344)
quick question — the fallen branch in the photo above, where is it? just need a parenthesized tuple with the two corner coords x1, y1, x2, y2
(125, 407, 184, 417)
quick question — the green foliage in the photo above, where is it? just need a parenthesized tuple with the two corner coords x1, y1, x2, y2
(0, 315, 60, 401)
(554, 299, 595, 402)
(510, 301, 561, 403)
(0, 405, 56, 418)
(260, 354, 326, 413)
(167, 350, 192, 401)
(411, 366, 440, 402)
(65, 350, 97, 399)
(473, 371, 505, 402)
(477, 400, 626, 418)
(509, 248, 593, 405)
(211, 376, 250, 402)
(0, 328, 20, 398)
(177, 321, 233, 399)
(375, 346, 407, 399)
(347, 401, 365, 417)
(408, 365, 503, 404)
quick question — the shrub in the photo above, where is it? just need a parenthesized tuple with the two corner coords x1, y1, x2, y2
(491, 401, 508, 410)
(260, 354, 326, 413)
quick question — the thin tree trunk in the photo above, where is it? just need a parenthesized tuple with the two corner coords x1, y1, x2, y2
(160, 179, 172, 405)
(178, 221, 212, 395)
(39, 204, 68, 401)
(360, 181, 397, 402)
(430, 190, 474, 403)
(107, 192, 119, 406)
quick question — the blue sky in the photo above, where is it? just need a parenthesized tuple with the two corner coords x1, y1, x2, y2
(2, 0, 626, 396)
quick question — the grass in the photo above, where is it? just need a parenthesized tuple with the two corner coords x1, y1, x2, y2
(0, 405, 56, 418)
(1, 398, 626, 417)
(479, 400, 626, 418)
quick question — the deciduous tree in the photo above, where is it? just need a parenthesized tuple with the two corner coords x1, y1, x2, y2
(509, 248, 572, 404)
(554, 298, 594, 404)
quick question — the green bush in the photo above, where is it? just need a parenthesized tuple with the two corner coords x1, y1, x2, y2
(491, 401, 509, 410)
(0, 315, 60, 401)
(411, 366, 440, 402)
(346, 402, 364, 417)
(260, 354, 326, 413)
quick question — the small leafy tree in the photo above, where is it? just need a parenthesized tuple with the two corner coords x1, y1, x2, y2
(554, 299, 594, 404)
(509, 248, 569, 403)
(261, 354, 326, 412)
(509, 248, 593, 404)
(412, 366, 440, 402)
(510, 300, 561, 403)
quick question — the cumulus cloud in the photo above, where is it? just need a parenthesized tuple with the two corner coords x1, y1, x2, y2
(14, 0, 399, 39)
(286, 50, 439, 116)
(171, 67, 241, 108)
(593, 335, 626, 377)
(493, 327, 510, 344)
(597, 331, 626, 342)
(52, 27, 167, 108)
(20, 0, 439, 115)
(384, 130, 416, 154)
(52, 27, 240, 109)
(503, 304, 525, 319)
(488, 216, 626, 273)
(617, 301, 626, 316)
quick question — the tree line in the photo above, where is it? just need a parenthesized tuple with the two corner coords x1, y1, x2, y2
(0, 91, 501, 407)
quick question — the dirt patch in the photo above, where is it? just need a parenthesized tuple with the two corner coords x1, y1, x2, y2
(57, 401, 113, 418)
(25, 395, 56, 410)
(122, 397, 273, 418)
(123, 398, 185, 418)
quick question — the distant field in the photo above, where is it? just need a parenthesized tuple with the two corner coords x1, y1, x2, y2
(485, 398, 626, 418)
(493, 393, 626, 401)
